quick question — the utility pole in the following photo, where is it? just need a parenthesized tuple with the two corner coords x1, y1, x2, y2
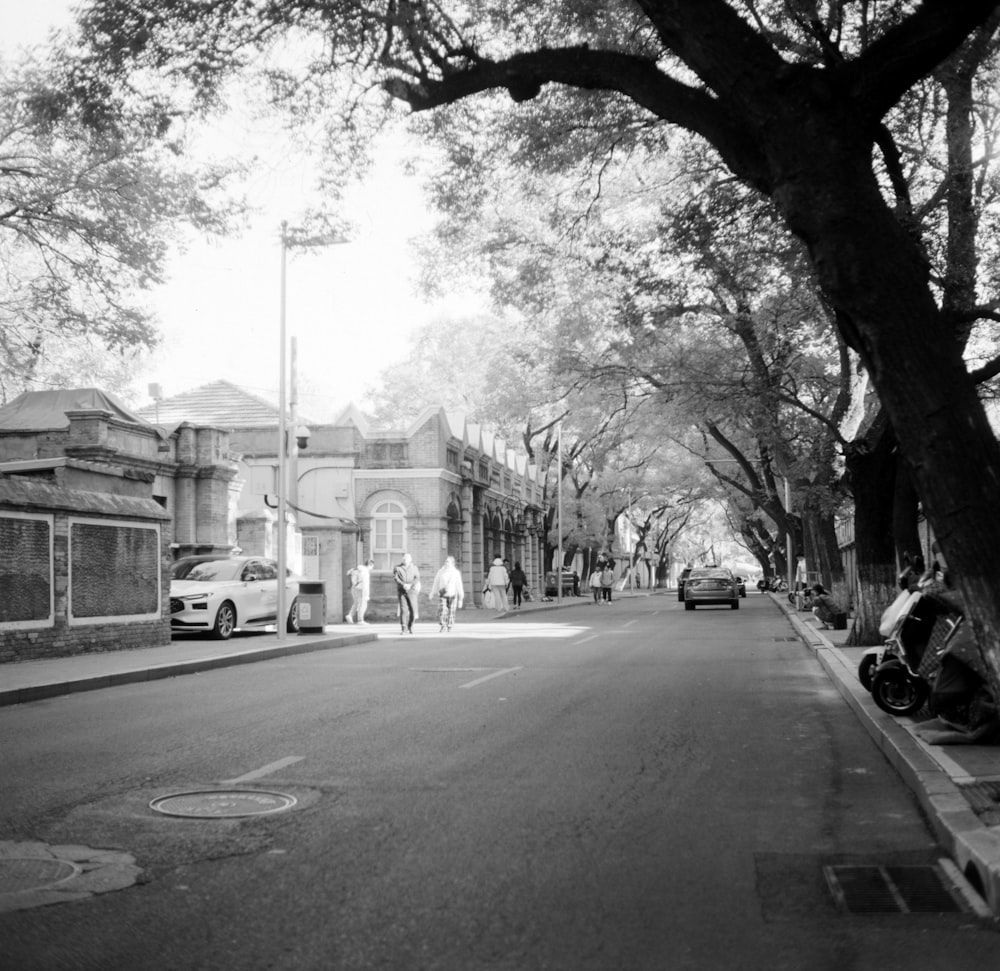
(556, 421, 563, 605)
(277, 222, 289, 641)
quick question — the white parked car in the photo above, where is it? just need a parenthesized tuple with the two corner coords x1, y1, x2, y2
(170, 555, 300, 639)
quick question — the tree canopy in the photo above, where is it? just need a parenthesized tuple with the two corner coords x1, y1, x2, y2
(59, 0, 1000, 690)
(0, 43, 244, 400)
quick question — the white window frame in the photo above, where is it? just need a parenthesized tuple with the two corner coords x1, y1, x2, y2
(371, 500, 406, 572)
(67, 517, 161, 626)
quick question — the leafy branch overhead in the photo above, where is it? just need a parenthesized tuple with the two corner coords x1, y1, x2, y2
(45, 2, 1000, 689)
(0, 43, 244, 400)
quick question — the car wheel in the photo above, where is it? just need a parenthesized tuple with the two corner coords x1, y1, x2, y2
(685, 601, 695, 610)
(211, 601, 236, 640)
(731, 599, 739, 609)
(286, 598, 299, 633)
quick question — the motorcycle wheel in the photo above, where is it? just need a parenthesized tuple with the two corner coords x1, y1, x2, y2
(857, 652, 879, 692)
(871, 667, 928, 717)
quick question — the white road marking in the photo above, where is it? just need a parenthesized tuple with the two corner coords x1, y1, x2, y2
(575, 633, 600, 645)
(223, 756, 304, 783)
(459, 666, 523, 689)
(411, 667, 491, 673)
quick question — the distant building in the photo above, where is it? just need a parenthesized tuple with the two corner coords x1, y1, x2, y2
(135, 381, 549, 623)
(0, 382, 549, 660)
(0, 388, 226, 661)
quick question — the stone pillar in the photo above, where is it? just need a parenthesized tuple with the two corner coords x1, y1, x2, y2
(470, 489, 484, 605)
(173, 470, 196, 550)
(461, 479, 474, 604)
(237, 508, 273, 557)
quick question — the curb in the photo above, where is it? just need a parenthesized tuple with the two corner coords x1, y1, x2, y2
(778, 597, 1000, 917)
(0, 633, 376, 708)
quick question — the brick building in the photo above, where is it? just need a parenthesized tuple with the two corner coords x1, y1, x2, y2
(0, 389, 228, 661)
(136, 381, 549, 623)
(0, 383, 550, 660)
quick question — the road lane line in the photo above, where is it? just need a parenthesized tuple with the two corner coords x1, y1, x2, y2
(575, 633, 600, 644)
(223, 756, 304, 783)
(459, 666, 523, 689)
(411, 667, 491, 673)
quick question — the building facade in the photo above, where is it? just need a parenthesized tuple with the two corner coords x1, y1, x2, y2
(0, 384, 550, 661)
(0, 390, 221, 661)
(219, 400, 549, 622)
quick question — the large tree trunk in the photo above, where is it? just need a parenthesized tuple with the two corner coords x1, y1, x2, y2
(845, 414, 899, 646)
(800, 498, 845, 593)
(770, 132, 1000, 691)
(892, 454, 922, 566)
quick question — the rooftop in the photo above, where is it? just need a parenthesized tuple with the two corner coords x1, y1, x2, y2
(134, 380, 291, 429)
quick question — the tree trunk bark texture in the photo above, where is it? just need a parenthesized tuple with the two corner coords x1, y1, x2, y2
(845, 412, 899, 645)
(761, 109, 1000, 691)
(850, 566, 900, 648)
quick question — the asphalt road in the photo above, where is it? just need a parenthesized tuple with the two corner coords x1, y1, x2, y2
(2, 594, 999, 970)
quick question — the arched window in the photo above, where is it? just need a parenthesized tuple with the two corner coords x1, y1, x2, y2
(371, 500, 406, 572)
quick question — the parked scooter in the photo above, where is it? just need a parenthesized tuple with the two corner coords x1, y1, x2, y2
(869, 565, 998, 735)
(757, 575, 787, 593)
(857, 556, 927, 693)
(868, 584, 945, 715)
(923, 618, 999, 740)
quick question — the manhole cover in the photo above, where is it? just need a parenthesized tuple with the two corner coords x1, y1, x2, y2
(149, 789, 297, 818)
(0, 858, 79, 893)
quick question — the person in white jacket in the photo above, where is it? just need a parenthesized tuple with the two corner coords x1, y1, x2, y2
(432, 556, 465, 632)
(487, 555, 510, 617)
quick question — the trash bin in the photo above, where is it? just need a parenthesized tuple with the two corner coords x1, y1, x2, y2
(297, 581, 327, 634)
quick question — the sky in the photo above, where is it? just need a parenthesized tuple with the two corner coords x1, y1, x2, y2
(2, 1, 481, 422)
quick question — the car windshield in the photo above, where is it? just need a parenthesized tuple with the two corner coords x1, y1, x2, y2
(690, 569, 730, 579)
(171, 559, 242, 582)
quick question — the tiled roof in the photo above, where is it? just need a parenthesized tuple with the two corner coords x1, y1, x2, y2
(0, 476, 170, 519)
(0, 388, 149, 431)
(134, 380, 288, 428)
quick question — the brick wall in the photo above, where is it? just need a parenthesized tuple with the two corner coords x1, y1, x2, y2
(0, 479, 171, 662)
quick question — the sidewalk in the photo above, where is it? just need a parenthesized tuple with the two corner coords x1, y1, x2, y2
(773, 593, 1000, 917)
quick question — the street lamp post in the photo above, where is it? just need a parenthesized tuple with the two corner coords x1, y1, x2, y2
(277, 222, 290, 641)
(556, 420, 563, 605)
(628, 489, 635, 592)
(275, 221, 348, 640)
(784, 476, 795, 595)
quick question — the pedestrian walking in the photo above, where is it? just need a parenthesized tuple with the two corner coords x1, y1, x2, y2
(509, 561, 527, 609)
(344, 558, 373, 625)
(431, 555, 465, 631)
(345, 564, 361, 624)
(487, 555, 510, 616)
(600, 562, 614, 603)
(589, 566, 602, 603)
(393, 552, 420, 634)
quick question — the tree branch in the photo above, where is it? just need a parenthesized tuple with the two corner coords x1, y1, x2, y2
(383, 46, 770, 185)
(851, 0, 1000, 120)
